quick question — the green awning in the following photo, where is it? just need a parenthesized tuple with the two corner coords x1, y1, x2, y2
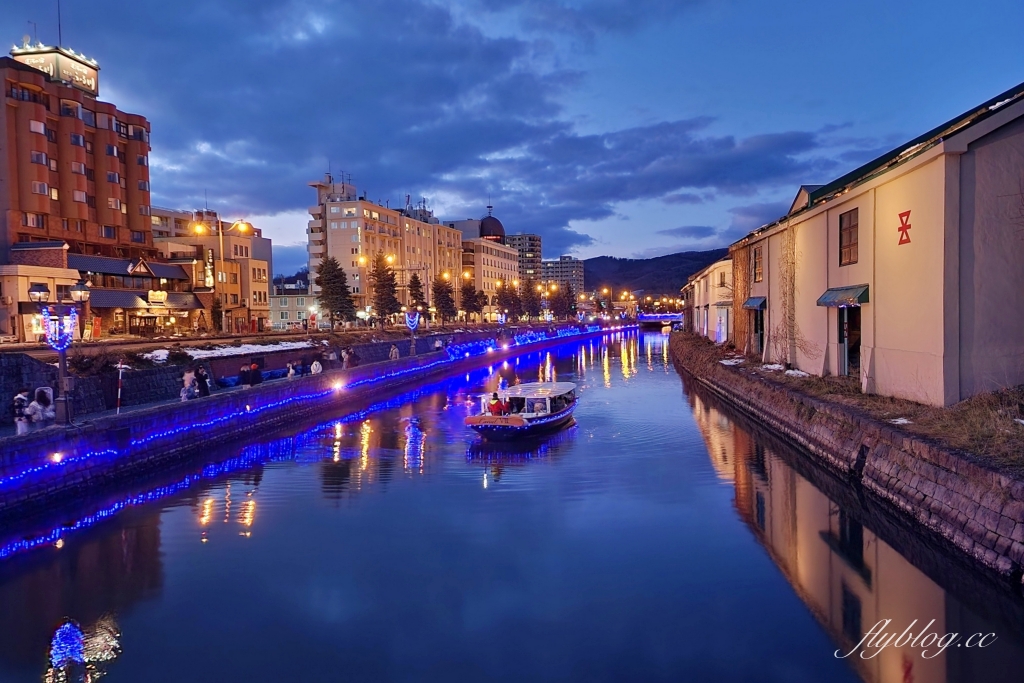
(816, 285, 869, 307)
(742, 297, 767, 310)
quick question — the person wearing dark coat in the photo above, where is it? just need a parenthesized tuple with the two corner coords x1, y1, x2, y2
(238, 363, 251, 388)
(249, 363, 263, 385)
(195, 366, 211, 397)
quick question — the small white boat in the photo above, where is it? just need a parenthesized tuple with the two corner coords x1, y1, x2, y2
(465, 382, 578, 440)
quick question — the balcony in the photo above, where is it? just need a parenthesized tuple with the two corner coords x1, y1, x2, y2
(308, 243, 325, 254)
(308, 219, 323, 229)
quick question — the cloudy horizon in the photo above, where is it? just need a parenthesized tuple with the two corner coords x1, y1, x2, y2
(5, 0, 1021, 276)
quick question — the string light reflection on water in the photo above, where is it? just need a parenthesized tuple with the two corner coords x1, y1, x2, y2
(2, 332, 1021, 683)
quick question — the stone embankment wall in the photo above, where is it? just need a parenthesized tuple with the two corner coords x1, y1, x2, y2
(0, 326, 622, 515)
(669, 332, 1024, 583)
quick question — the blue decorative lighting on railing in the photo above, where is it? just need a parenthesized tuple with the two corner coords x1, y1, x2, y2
(0, 323, 638, 526)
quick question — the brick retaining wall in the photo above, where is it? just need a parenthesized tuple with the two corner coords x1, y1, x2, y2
(670, 332, 1024, 583)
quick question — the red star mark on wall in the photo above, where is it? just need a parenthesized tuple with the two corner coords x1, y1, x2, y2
(897, 210, 912, 245)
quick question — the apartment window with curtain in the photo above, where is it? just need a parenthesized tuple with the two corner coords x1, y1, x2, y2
(839, 208, 859, 266)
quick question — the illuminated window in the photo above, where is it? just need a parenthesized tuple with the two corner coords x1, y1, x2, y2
(24, 213, 46, 228)
(30, 120, 46, 134)
(839, 208, 858, 266)
(49, 187, 59, 201)
(753, 245, 763, 283)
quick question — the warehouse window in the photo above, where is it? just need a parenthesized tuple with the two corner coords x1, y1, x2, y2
(752, 245, 763, 283)
(839, 208, 858, 266)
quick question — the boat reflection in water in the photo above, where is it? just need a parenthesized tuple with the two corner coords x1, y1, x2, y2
(687, 383, 1024, 683)
(466, 421, 578, 462)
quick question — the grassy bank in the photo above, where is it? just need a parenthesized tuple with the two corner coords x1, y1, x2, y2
(670, 332, 1024, 473)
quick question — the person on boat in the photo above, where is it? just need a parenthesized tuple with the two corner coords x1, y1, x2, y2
(487, 393, 505, 416)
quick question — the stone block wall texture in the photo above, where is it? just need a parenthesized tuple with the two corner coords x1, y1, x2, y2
(669, 333, 1024, 583)
(0, 354, 105, 425)
(0, 326, 614, 515)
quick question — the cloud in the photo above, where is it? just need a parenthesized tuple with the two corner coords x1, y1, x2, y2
(723, 201, 790, 240)
(0, 0, 864, 260)
(656, 225, 717, 239)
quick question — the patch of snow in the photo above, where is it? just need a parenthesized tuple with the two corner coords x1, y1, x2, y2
(889, 417, 913, 425)
(785, 369, 810, 378)
(990, 97, 1015, 111)
(719, 358, 745, 366)
(142, 340, 316, 362)
(762, 364, 784, 371)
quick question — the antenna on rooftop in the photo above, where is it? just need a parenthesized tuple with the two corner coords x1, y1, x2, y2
(57, 0, 63, 46)
(27, 22, 37, 44)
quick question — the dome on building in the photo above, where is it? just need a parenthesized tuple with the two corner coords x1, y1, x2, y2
(480, 206, 505, 241)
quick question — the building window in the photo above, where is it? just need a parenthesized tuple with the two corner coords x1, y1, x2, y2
(296, 297, 305, 307)
(753, 245, 763, 283)
(230, 294, 239, 305)
(279, 298, 288, 307)
(131, 231, 145, 243)
(839, 208, 859, 266)
(70, 161, 85, 175)
(48, 158, 58, 172)
(330, 206, 340, 214)
(138, 180, 150, 191)
(70, 133, 85, 146)
(137, 154, 148, 166)
(101, 225, 116, 239)
(30, 120, 46, 134)
(30, 151, 47, 165)
(280, 311, 289, 320)
(107, 171, 120, 183)
(87, 195, 96, 208)
(24, 213, 46, 228)
(719, 271, 726, 287)
(31, 181, 48, 195)
(49, 187, 59, 201)
(230, 273, 238, 284)
(108, 198, 121, 210)
(139, 205, 151, 216)
(105, 144, 118, 157)
(75, 220, 83, 232)
(73, 190, 87, 203)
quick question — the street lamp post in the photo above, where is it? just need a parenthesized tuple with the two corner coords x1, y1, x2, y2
(30, 280, 91, 426)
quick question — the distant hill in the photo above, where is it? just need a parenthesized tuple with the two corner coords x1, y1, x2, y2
(583, 248, 728, 295)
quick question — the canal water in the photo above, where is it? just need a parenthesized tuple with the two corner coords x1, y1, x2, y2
(0, 331, 1021, 682)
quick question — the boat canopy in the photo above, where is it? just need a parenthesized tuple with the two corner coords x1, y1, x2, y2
(502, 382, 577, 398)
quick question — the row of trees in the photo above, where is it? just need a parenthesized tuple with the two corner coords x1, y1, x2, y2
(315, 253, 579, 326)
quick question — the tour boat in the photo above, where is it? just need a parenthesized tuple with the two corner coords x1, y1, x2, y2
(465, 382, 578, 440)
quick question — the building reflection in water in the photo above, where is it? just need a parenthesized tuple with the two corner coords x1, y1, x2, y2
(687, 389, 1024, 683)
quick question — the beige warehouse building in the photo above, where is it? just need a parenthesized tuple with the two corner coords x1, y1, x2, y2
(730, 80, 1024, 406)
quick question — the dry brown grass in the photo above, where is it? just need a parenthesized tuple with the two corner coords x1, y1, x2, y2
(671, 332, 1024, 473)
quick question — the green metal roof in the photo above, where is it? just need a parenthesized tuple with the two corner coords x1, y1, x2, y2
(816, 285, 869, 308)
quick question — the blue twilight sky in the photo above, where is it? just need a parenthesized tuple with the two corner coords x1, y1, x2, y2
(4, 1, 1022, 275)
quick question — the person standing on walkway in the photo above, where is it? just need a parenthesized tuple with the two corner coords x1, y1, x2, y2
(286, 362, 296, 379)
(249, 363, 263, 386)
(238, 363, 251, 388)
(26, 389, 55, 430)
(12, 388, 30, 436)
(341, 348, 350, 369)
(389, 344, 400, 361)
(310, 359, 323, 375)
(196, 366, 211, 397)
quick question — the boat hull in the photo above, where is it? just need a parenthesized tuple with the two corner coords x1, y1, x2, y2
(466, 403, 577, 441)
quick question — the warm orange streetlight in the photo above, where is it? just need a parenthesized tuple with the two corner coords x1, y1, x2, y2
(442, 272, 451, 280)
(512, 279, 519, 287)
(386, 254, 395, 264)
(495, 280, 502, 288)
(601, 287, 609, 294)
(358, 256, 367, 265)
(535, 284, 543, 292)
(462, 271, 470, 279)
(550, 283, 558, 291)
